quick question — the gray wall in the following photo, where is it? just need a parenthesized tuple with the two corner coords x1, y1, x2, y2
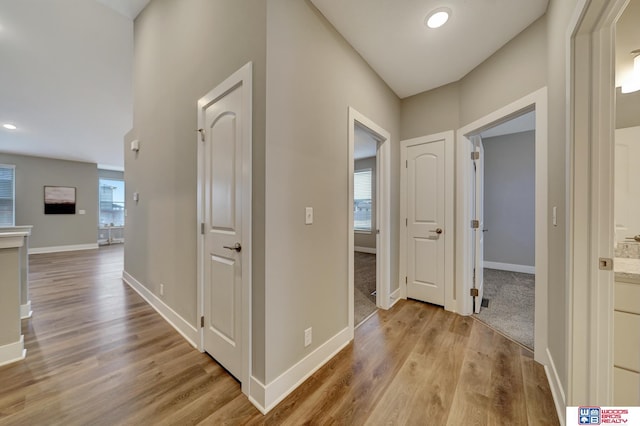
(483, 131, 535, 268)
(546, 0, 578, 395)
(0, 153, 98, 249)
(127, 0, 267, 381)
(354, 156, 376, 250)
(617, 89, 640, 129)
(264, 0, 400, 383)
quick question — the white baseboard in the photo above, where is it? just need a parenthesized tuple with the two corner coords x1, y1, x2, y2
(543, 347, 566, 426)
(29, 243, 99, 255)
(354, 246, 376, 254)
(20, 301, 32, 319)
(0, 335, 26, 367)
(483, 261, 535, 275)
(122, 271, 199, 349)
(249, 326, 351, 414)
(388, 287, 401, 309)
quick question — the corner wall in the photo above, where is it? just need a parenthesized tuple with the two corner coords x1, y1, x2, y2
(264, 0, 401, 385)
(0, 153, 98, 250)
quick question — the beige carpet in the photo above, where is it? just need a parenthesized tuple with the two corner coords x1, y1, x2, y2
(475, 268, 535, 349)
(354, 252, 377, 326)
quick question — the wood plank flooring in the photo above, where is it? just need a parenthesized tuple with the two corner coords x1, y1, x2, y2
(0, 246, 559, 425)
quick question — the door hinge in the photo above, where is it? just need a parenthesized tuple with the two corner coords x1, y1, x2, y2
(471, 151, 480, 160)
(599, 257, 613, 271)
(198, 128, 205, 142)
(405, 160, 408, 168)
(470, 288, 479, 297)
(201, 223, 205, 234)
(405, 218, 408, 226)
(471, 219, 480, 229)
(405, 276, 407, 284)
(200, 316, 205, 328)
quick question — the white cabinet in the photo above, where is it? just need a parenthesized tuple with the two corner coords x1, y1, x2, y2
(613, 274, 640, 405)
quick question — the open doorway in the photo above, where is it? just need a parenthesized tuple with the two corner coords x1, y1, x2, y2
(456, 88, 547, 364)
(469, 111, 536, 350)
(348, 107, 391, 333)
(353, 125, 378, 326)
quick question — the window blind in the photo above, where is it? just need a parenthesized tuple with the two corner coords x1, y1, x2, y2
(354, 169, 372, 231)
(0, 165, 15, 227)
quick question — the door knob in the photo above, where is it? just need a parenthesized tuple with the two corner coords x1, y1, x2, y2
(430, 228, 443, 235)
(223, 243, 242, 252)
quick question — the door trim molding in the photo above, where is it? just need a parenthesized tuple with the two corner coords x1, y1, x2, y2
(348, 107, 392, 335)
(568, 0, 628, 406)
(196, 62, 252, 396)
(399, 131, 455, 311)
(456, 87, 548, 366)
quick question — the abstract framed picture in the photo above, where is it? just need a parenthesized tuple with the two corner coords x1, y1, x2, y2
(44, 186, 76, 214)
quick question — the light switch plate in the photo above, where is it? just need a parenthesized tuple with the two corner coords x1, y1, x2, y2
(78, 209, 86, 215)
(305, 207, 313, 225)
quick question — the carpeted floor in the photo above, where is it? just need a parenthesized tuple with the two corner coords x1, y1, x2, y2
(475, 268, 535, 349)
(354, 252, 377, 326)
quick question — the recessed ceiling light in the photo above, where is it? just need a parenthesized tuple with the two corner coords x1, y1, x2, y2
(425, 8, 451, 29)
(3, 123, 17, 130)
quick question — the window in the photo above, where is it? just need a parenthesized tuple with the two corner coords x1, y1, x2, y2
(0, 164, 15, 227)
(354, 169, 372, 232)
(99, 178, 125, 227)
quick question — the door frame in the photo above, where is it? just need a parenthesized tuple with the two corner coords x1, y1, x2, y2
(456, 87, 548, 364)
(399, 131, 455, 311)
(348, 107, 391, 334)
(568, 0, 628, 406)
(196, 62, 252, 395)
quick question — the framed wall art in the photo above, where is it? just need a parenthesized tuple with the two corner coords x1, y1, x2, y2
(44, 186, 76, 214)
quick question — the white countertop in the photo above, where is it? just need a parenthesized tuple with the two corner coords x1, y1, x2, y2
(615, 257, 640, 284)
(0, 231, 29, 249)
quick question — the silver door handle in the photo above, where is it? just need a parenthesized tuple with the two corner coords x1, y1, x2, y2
(429, 228, 443, 235)
(223, 243, 242, 252)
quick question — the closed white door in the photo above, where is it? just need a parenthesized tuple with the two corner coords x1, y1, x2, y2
(201, 82, 244, 380)
(405, 139, 445, 305)
(472, 136, 485, 313)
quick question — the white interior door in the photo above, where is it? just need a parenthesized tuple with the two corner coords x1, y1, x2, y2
(472, 136, 485, 313)
(201, 83, 244, 380)
(405, 139, 445, 306)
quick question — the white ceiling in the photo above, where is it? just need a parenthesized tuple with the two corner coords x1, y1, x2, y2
(0, 1, 633, 171)
(0, 0, 133, 170)
(310, 0, 549, 98)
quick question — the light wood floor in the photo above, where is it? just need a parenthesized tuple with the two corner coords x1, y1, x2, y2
(0, 246, 559, 425)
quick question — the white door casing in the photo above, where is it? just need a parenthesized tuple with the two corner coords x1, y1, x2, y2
(568, 0, 628, 407)
(399, 131, 454, 310)
(472, 135, 485, 314)
(348, 107, 392, 336)
(197, 62, 252, 392)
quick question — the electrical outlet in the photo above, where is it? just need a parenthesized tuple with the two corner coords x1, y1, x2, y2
(160, 284, 164, 296)
(304, 327, 312, 347)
